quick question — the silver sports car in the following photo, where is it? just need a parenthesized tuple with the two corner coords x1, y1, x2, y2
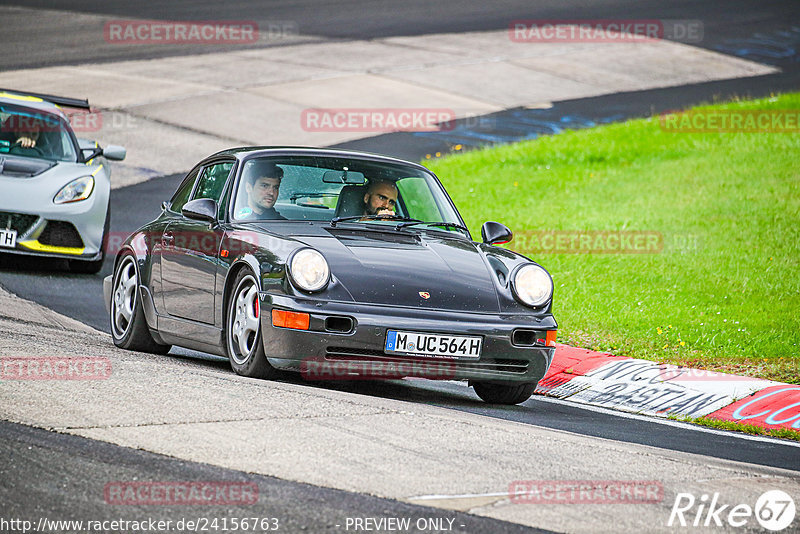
(0, 89, 126, 273)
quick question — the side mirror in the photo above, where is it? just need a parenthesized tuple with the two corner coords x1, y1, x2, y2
(481, 221, 513, 245)
(81, 144, 126, 162)
(182, 198, 217, 222)
(103, 145, 126, 161)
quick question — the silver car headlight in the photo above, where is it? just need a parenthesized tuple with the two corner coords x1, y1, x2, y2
(511, 264, 553, 307)
(288, 248, 330, 292)
(54, 176, 94, 204)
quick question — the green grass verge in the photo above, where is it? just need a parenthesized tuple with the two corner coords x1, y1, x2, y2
(426, 93, 800, 383)
(670, 415, 800, 442)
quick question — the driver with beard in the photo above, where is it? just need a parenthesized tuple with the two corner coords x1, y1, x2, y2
(362, 179, 398, 217)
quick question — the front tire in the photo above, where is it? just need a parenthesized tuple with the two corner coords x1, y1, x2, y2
(226, 269, 278, 379)
(110, 253, 170, 354)
(69, 256, 104, 274)
(472, 381, 536, 405)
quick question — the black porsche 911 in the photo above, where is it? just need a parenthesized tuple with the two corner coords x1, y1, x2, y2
(104, 147, 557, 404)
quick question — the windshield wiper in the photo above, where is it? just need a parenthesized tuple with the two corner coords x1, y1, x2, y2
(329, 214, 421, 227)
(394, 221, 470, 233)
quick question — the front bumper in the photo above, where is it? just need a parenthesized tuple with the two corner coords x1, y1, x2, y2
(0, 203, 106, 260)
(0, 167, 110, 260)
(260, 293, 557, 384)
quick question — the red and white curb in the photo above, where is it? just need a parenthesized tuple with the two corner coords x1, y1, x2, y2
(536, 344, 800, 431)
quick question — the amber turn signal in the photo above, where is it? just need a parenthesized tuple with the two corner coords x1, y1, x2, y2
(545, 330, 557, 347)
(271, 309, 310, 330)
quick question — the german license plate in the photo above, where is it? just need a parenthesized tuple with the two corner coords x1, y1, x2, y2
(385, 330, 482, 359)
(0, 229, 17, 249)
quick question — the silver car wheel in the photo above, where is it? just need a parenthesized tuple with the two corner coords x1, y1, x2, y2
(229, 275, 260, 365)
(112, 256, 137, 338)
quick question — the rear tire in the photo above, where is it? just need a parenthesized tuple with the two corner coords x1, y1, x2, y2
(109, 252, 170, 354)
(225, 269, 278, 379)
(472, 381, 536, 405)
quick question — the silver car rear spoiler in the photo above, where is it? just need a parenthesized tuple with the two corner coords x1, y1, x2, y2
(0, 88, 90, 110)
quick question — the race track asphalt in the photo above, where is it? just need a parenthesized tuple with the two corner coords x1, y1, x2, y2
(0, 420, 552, 533)
(0, 0, 797, 69)
(1, 3, 798, 531)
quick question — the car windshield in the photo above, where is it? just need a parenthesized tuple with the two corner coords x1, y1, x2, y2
(0, 104, 78, 162)
(231, 155, 466, 235)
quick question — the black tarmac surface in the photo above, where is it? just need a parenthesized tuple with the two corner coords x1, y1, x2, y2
(0, 0, 797, 69)
(0, 421, 552, 534)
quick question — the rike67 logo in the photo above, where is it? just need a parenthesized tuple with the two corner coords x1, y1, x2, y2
(669, 490, 796, 531)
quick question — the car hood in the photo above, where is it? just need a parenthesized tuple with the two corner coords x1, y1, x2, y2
(296, 228, 501, 312)
(0, 155, 57, 178)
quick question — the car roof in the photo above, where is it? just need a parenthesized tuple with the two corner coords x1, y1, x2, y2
(207, 146, 431, 172)
(0, 90, 71, 120)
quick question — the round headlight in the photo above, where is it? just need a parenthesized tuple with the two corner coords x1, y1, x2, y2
(54, 176, 94, 204)
(289, 248, 330, 292)
(512, 264, 553, 307)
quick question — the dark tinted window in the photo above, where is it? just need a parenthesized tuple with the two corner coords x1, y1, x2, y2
(231, 156, 461, 228)
(194, 161, 233, 202)
(0, 104, 78, 162)
(170, 168, 199, 213)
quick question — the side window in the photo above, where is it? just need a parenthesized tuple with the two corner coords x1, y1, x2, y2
(169, 168, 199, 213)
(396, 177, 440, 220)
(194, 162, 234, 202)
